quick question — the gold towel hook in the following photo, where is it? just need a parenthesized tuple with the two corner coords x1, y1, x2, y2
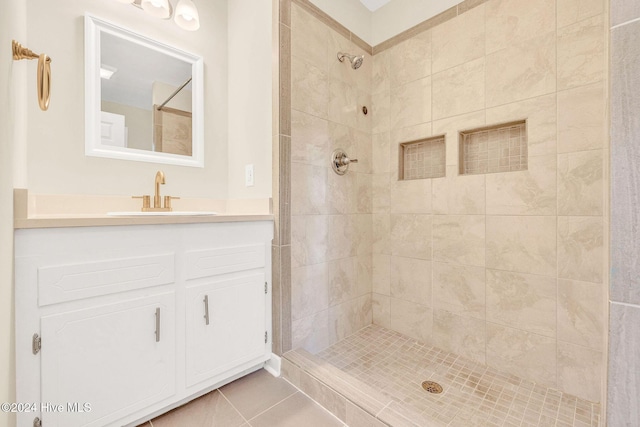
(12, 40, 52, 111)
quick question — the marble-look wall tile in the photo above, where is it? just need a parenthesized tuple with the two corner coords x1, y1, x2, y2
(607, 302, 640, 426)
(356, 254, 372, 296)
(353, 130, 373, 174)
(291, 3, 328, 70)
(291, 163, 328, 215)
(390, 256, 432, 306)
(485, 154, 557, 215)
(372, 49, 390, 95)
(292, 310, 329, 353)
(432, 58, 485, 120)
(329, 122, 356, 156)
(558, 216, 603, 283)
(486, 269, 556, 338)
(372, 173, 390, 214)
(389, 30, 431, 88)
(372, 132, 391, 174)
(432, 111, 485, 166)
(291, 215, 328, 267)
(390, 179, 431, 214)
(372, 293, 391, 329)
(327, 169, 356, 215)
(390, 298, 433, 343)
(291, 110, 330, 167)
(558, 278, 603, 350)
(329, 294, 372, 344)
(557, 14, 605, 91)
(557, 341, 602, 402)
(432, 215, 485, 266)
(486, 216, 557, 276)
(432, 167, 486, 214)
(433, 262, 485, 319)
(372, 254, 390, 295)
(433, 309, 486, 364)
(486, 32, 556, 108)
(372, 213, 390, 255)
(611, 20, 640, 305)
(328, 257, 358, 307)
(432, 4, 485, 74)
(485, 0, 556, 54)
(486, 94, 557, 157)
(557, 0, 603, 28)
(355, 214, 373, 255)
(390, 77, 432, 130)
(557, 82, 605, 153)
(356, 174, 373, 214)
(327, 215, 356, 261)
(329, 80, 358, 128)
(486, 323, 557, 387)
(371, 91, 390, 134)
(292, 57, 328, 119)
(390, 214, 432, 260)
(558, 150, 604, 216)
(292, 263, 329, 321)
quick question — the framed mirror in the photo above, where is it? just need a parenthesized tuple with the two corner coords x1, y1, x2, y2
(85, 15, 204, 167)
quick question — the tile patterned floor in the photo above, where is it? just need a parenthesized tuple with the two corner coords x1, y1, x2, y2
(137, 369, 345, 427)
(316, 325, 600, 427)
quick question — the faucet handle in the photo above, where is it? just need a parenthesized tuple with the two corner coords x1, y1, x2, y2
(132, 195, 151, 210)
(164, 196, 180, 211)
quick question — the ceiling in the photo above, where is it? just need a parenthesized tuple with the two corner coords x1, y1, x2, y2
(359, 0, 392, 11)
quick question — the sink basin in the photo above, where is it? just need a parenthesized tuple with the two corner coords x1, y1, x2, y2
(107, 211, 217, 216)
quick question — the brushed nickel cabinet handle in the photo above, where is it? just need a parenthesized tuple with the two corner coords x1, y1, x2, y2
(155, 308, 161, 342)
(203, 295, 210, 325)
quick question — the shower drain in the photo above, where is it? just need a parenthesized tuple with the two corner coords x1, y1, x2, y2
(421, 381, 443, 394)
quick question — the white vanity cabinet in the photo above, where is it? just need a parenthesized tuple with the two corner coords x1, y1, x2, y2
(15, 221, 273, 427)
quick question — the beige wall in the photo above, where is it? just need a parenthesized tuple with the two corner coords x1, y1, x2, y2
(289, 3, 373, 352)
(25, 0, 229, 198)
(0, 0, 25, 424)
(371, 0, 607, 403)
(227, 0, 273, 199)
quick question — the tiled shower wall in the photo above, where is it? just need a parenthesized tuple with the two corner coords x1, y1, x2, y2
(369, 0, 608, 403)
(283, 0, 608, 405)
(288, 3, 374, 353)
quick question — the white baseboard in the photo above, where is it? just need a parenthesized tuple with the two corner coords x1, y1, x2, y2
(264, 354, 282, 377)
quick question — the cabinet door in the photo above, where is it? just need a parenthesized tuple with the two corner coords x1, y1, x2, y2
(186, 273, 266, 387)
(40, 292, 176, 427)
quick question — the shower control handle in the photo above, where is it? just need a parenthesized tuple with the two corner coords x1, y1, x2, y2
(338, 155, 358, 166)
(331, 149, 357, 175)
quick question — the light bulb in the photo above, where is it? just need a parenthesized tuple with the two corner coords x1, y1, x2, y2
(141, 0, 171, 19)
(174, 0, 200, 31)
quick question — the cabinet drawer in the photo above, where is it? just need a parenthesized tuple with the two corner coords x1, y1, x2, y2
(185, 244, 265, 280)
(37, 253, 175, 306)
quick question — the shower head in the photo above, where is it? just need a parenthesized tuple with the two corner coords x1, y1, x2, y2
(337, 52, 364, 70)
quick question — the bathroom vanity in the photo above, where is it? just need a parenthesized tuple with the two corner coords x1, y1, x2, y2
(14, 218, 273, 427)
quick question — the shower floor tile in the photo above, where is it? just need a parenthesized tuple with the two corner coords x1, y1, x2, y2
(313, 325, 600, 427)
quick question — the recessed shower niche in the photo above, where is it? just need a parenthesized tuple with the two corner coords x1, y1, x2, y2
(398, 135, 446, 180)
(459, 120, 528, 175)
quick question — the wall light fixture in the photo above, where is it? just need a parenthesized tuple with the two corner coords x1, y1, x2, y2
(113, 0, 200, 31)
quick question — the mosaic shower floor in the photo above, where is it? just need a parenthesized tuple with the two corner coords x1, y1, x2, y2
(313, 325, 600, 427)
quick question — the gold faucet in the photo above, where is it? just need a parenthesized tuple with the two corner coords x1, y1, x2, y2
(154, 170, 165, 209)
(132, 170, 179, 212)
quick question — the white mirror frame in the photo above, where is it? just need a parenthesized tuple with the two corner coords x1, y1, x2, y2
(84, 14, 205, 167)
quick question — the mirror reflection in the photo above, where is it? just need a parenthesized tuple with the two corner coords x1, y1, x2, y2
(85, 15, 204, 167)
(100, 32, 193, 156)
